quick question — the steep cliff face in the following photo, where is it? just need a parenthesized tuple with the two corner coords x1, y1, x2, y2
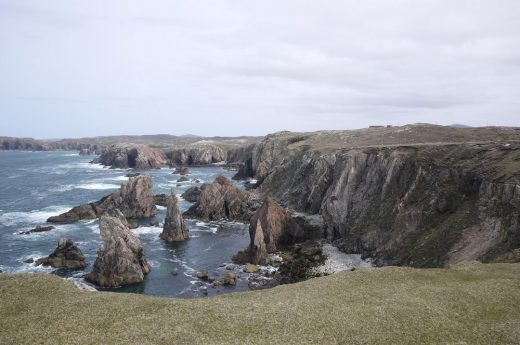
(236, 126, 520, 267)
(93, 144, 165, 169)
(166, 143, 226, 165)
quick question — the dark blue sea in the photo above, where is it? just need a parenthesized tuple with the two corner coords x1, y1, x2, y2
(0, 150, 252, 297)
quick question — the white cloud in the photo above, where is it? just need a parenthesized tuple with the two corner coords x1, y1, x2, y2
(0, 0, 519, 137)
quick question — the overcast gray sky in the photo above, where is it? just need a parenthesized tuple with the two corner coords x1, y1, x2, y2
(0, 1, 519, 138)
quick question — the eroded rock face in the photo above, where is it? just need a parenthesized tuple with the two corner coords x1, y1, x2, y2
(160, 194, 189, 243)
(183, 176, 257, 221)
(242, 197, 303, 265)
(238, 130, 520, 267)
(86, 209, 150, 287)
(93, 144, 165, 169)
(48, 175, 157, 223)
(36, 238, 87, 270)
(166, 143, 226, 166)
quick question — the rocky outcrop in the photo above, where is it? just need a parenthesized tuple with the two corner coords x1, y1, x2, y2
(19, 225, 55, 235)
(236, 129, 520, 268)
(183, 176, 259, 221)
(237, 197, 304, 265)
(36, 238, 87, 270)
(48, 175, 157, 223)
(181, 186, 205, 203)
(93, 144, 165, 169)
(86, 209, 150, 287)
(160, 194, 189, 243)
(166, 143, 226, 165)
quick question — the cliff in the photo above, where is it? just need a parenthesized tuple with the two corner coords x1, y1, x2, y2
(93, 144, 165, 169)
(234, 125, 520, 267)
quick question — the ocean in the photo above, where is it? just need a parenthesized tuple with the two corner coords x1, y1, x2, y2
(0, 150, 252, 297)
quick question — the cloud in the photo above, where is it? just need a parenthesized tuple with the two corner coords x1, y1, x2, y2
(0, 0, 519, 138)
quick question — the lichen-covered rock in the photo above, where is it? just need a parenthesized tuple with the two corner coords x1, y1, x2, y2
(93, 144, 165, 169)
(183, 176, 257, 221)
(48, 175, 157, 223)
(160, 194, 189, 243)
(86, 209, 150, 287)
(36, 238, 87, 270)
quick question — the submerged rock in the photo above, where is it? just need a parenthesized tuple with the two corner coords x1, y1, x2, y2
(20, 225, 55, 234)
(48, 175, 157, 223)
(93, 144, 165, 169)
(183, 175, 257, 221)
(86, 209, 150, 287)
(160, 194, 189, 243)
(36, 238, 88, 270)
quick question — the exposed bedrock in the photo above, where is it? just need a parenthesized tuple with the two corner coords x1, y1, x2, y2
(166, 143, 226, 166)
(160, 193, 189, 243)
(47, 175, 157, 223)
(86, 208, 150, 287)
(183, 176, 260, 221)
(36, 238, 87, 270)
(235, 130, 520, 267)
(93, 143, 165, 169)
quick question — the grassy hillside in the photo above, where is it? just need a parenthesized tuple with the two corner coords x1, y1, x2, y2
(1, 262, 519, 345)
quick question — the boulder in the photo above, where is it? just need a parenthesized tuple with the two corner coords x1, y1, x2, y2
(171, 268, 178, 276)
(177, 176, 189, 182)
(243, 263, 259, 273)
(48, 175, 157, 223)
(196, 271, 209, 280)
(183, 176, 257, 221)
(160, 194, 189, 243)
(220, 272, 238, 286)
(86, 209, 150, 287)
(24, 258, 34, 264)
(93, 144, 165, 169)
(36, 238, 88, 270)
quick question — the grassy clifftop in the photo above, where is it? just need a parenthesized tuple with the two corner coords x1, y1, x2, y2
(1, 262, 520, 345)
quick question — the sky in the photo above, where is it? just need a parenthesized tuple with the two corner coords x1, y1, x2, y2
(0, 1, 519, 138)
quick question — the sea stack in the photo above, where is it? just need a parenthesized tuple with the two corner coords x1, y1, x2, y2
(86, 208, 150, 287)
(242, 197, 303, 265)
(160, 193, 189, 243)
(183, 175, 254, 221)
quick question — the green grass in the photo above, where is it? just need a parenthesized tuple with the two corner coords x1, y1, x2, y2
(1, 262, 520, 344)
